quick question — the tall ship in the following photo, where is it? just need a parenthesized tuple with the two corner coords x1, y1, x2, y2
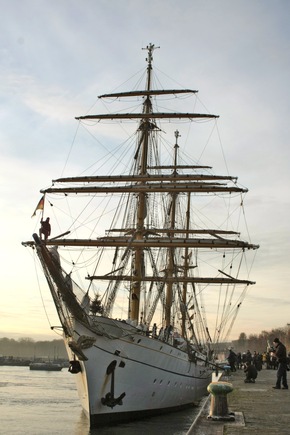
(23, 44, 259, 427)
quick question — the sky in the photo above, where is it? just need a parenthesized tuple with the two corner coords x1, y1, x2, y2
(1, 0, 290, 343)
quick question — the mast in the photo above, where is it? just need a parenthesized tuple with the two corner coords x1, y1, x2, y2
(165, 130, 180, 328)
(181, 192, 191, 337)
(130, 43, 158, 322)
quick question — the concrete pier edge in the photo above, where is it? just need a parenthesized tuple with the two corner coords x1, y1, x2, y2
(186, 394, 211, 434)
(187, 367, 290, 435)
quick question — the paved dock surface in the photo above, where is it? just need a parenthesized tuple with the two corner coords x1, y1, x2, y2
(188, 367, 290, 434)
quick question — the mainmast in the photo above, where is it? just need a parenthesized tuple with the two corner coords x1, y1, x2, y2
(130, 43, 159, 322)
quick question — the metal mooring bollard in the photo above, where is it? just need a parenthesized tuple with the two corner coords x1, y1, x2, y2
(207, 381, 235, 421)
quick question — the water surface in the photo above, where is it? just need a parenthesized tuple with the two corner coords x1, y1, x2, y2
(0, 366, 200, 434)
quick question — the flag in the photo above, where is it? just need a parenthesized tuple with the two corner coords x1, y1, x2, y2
(31, 195, 45, 218)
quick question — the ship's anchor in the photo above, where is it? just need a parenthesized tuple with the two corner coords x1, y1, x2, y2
(101, 360, 126, 408)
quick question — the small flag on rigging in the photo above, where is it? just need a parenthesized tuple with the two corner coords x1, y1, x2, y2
(31, 195, 45, 217)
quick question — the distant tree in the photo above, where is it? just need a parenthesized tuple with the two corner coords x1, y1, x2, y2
(18, 337, 35, 343)
(238, 332, 247, 341)
(234, 332, 247, 351)
(0, 338, 17, 356)
(248, 333, 259, 351)
(0, 337, 67, 359)
(258, 330, 269, 349)
(269, 327, 287, 345)
(90, 294, 104, 315)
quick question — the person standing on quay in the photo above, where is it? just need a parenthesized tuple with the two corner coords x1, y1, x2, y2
(272, 338, 288, 390)
(227, 348, 237, 372)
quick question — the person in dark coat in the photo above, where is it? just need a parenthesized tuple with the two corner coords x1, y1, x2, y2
(244, 361, 258, 383)
(246, 350, 252, 364)
(39, 217, 51, 241)
(227, 349, 237, 372)
(272, 338, 288, 389)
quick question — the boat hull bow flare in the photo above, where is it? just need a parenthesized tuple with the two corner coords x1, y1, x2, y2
(22, 43, 258, 427)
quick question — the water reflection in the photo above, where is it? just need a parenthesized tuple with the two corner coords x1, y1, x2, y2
(73, 406, 199, 435)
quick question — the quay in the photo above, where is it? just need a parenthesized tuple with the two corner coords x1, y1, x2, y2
(188, 367, 290, 434)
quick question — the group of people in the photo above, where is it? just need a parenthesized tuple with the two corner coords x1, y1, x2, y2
(135, 322, 188, 350)
(227, 349, 264, 372)
(227, 338, 289, 388)
(136, 322, 175, 343)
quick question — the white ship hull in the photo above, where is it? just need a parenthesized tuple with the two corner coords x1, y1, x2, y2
(65, 318, 211, 426)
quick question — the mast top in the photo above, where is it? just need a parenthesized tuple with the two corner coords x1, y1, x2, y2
(142, 43, 160, 67)
(174, 130, 181, 149)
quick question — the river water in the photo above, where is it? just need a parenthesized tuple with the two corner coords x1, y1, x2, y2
(0, 366, 202, 434)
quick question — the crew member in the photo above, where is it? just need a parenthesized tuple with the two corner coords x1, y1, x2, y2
(39, 217, 51, 241)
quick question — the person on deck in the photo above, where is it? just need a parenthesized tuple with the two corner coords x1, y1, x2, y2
(151, 323, 157, 339)
(272, 338, 288, 389)
(39, 217, 51, 241)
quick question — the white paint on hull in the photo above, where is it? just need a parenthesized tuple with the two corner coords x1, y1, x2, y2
(65, 317, 211, 425)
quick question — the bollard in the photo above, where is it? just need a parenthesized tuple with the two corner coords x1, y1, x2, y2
(207, 381, 235, 421)
(223, 364, 231, 377)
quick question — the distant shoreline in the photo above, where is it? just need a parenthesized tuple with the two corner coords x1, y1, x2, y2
(0, 356, 69, 367)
